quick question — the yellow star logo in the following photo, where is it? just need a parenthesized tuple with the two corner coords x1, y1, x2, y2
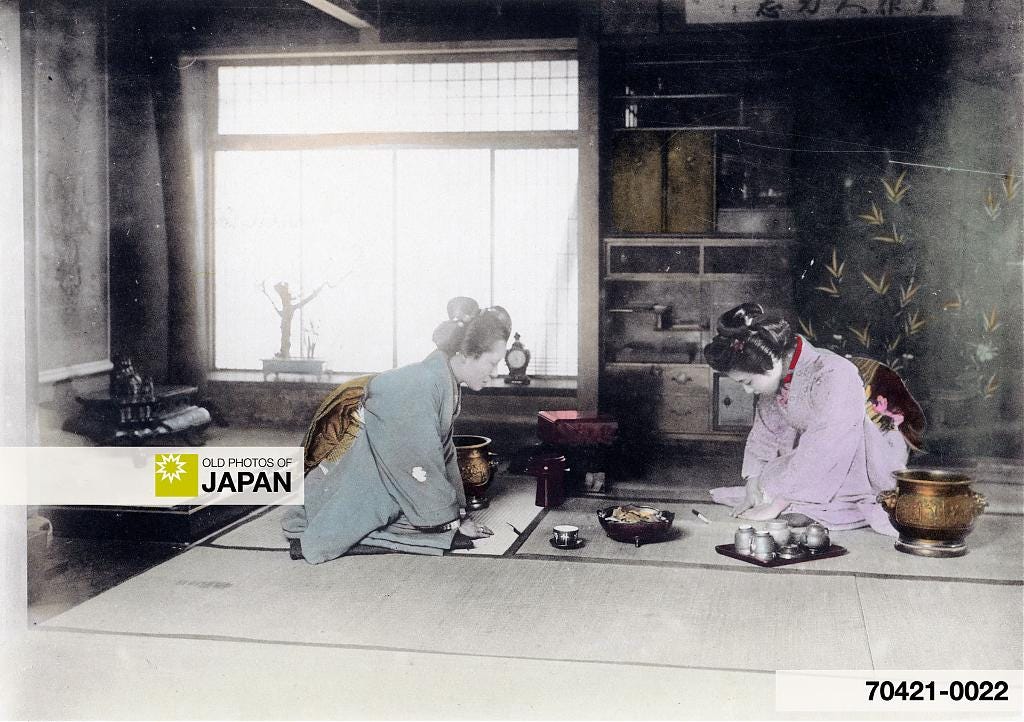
(154, 453, 199, 497)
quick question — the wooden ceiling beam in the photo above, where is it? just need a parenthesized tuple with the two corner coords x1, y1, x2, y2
(300, 0, 374, 29)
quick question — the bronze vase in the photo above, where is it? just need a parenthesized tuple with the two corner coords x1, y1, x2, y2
(877, 469, 988, 557)
(454, 435, 498, 511)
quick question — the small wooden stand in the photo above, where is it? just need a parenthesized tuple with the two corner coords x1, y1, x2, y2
(69, 385, 211, 446)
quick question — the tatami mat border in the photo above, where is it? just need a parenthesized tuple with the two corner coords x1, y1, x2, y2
(853, 576, 877, 669)
(200, 544, 289, 552)
(510, 552, 1024, 587)
(33, 624, 777, 675)
(502, 506, 550, 557)
(188, 537, 1024, 586)
(199, 505, 280, 547)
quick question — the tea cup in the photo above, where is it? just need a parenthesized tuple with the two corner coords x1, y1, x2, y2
(552, 525, 580, 547)
(734, 524, 755, 554)
(751, 530, 776, 561)
(765, 519, 791, 547)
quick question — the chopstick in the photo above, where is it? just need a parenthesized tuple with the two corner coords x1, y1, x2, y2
(691, 509, 711, 524)
(507, 522, 523, 536)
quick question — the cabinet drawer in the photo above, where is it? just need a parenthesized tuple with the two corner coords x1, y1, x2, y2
(655, 365, 709, 395)
(607, 244, 699, 275)
(714, 373, 755, 430)
(652, 365, 710, 434)
(656, 392, 711, 434)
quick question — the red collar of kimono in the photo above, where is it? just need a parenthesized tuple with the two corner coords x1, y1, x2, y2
(782, 336, 803, 386)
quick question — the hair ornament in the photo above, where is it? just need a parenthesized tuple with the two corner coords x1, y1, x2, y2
(731, 338, 745, 352)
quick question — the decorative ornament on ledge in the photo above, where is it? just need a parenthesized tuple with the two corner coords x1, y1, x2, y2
(260, 280, 327, 378)
(110, 355, 155, 402)
(504, 332, 531, 385)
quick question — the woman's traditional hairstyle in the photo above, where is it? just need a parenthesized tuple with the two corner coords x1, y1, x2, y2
(432, 296, 512, 357)
(702, 302, 797, 375)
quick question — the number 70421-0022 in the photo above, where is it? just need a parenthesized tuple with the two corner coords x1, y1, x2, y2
(775, 671, 1021, 713)
(865, 679, 1009, 702)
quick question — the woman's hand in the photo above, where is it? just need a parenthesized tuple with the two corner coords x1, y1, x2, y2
(731, 476, 762, 517)
(458, 519, 493, 539)
(739, 497, 790, 521)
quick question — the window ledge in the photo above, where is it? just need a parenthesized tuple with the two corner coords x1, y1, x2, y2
(206, 370, 576, 396)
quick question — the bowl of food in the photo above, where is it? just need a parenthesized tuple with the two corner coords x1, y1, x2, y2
(597, 504, 675, 547)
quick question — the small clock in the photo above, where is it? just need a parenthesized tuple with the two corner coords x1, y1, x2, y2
(504, 332, 531, 385)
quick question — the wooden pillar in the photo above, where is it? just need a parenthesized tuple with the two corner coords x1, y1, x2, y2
(1, 0, 29, 640)
(576, 5, 601, 415)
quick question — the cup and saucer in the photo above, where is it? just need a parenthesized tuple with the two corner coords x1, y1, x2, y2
(550, 524, 585, 550)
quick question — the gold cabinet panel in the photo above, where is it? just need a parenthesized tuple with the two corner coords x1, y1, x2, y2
(610, 132, 663, 233)
(666, 132, 715, 234)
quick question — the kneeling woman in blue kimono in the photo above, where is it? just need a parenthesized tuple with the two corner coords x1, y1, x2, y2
(282, 297, 511, 563)
(705, 303, 923, 535)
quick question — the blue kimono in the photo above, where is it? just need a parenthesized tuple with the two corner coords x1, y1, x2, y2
(282, 349, 466, 563)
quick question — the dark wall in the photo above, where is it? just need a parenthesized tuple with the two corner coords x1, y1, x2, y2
(107, 27, 170, 382)
(375, 0, 578, 42)
(786, 20, 1023, 458)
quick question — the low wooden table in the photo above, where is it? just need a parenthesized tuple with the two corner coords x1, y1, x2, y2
(53, 386, 252, 543)
(68, 385, 211, 446)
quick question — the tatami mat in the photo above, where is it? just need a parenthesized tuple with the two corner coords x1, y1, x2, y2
(856, 576, 1024, 669)
(43, 547, 873, 672)
(517, 499, 1024, 582)
(9, 629, 785, 720)
(207, 474, 543, 556)
(449, 476, 543, 555)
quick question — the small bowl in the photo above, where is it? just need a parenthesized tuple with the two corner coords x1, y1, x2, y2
(597, 505, 675, 547)
(777, 543, 807, 560)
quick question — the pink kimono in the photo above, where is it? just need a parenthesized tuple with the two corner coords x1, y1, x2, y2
(710, 338, 907, 535)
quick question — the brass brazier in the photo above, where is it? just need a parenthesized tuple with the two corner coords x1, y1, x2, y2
(878, 469, 987, 558)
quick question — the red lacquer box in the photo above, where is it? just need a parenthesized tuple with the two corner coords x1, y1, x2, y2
(537, 410, 619, 446)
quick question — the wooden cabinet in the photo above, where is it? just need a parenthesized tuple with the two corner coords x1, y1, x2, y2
(598, 56, 796, 442)
(602, 361, 756, 440)
(600, 236, 791, 440)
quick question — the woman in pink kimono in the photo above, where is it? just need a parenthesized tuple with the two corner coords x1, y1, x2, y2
(706, 303, 920, 535)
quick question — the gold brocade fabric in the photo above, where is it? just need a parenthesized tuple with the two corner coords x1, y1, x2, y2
(302, 374, 376, 475)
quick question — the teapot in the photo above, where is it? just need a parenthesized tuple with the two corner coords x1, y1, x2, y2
(804, 523, 830, 551)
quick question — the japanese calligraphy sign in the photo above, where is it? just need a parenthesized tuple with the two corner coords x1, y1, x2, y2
(684, 0, 964, 23)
